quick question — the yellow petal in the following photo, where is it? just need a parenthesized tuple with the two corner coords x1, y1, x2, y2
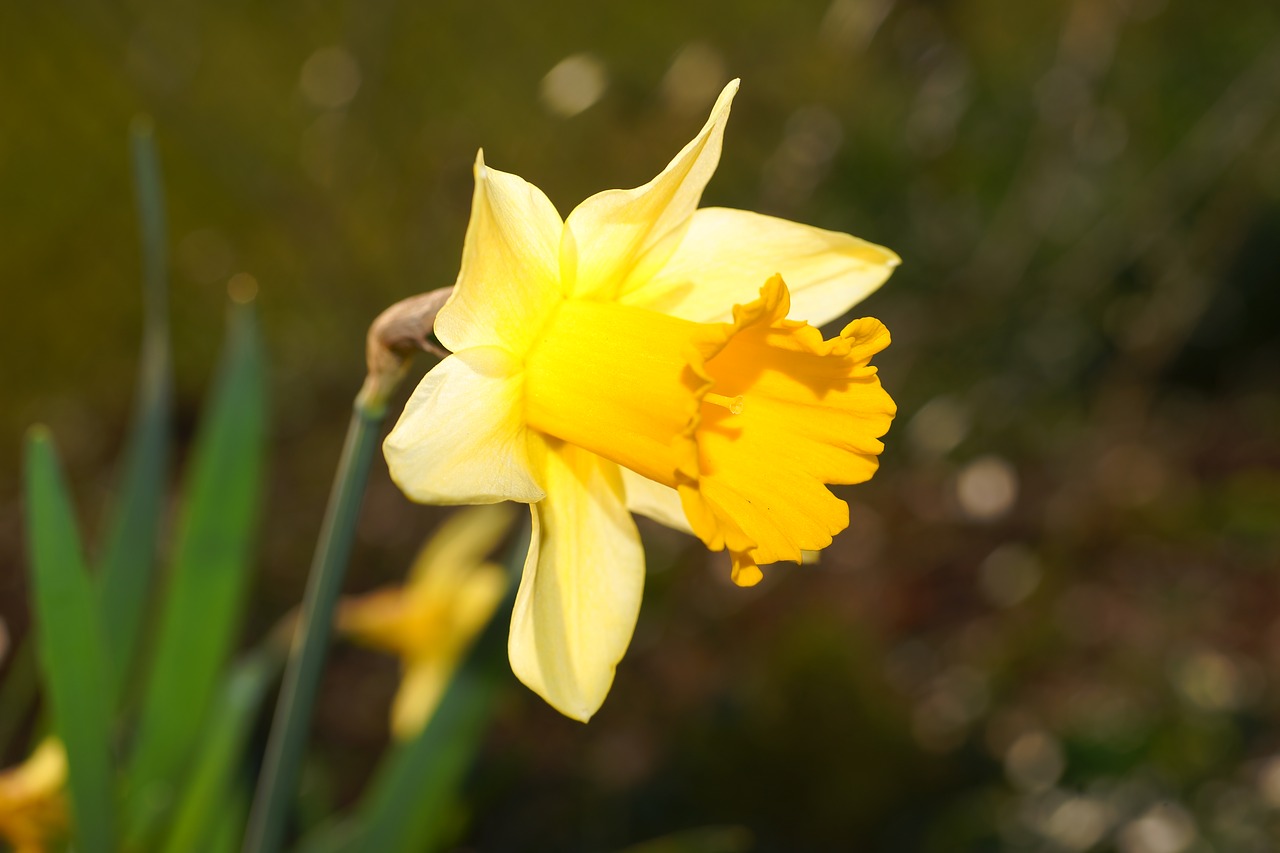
(336, 587, 416, 654)
(508, 439, 644, 722)
(521, 277, 893, 586)
(0, 738, 67, 851)
(390, 560, 507, 739)
(410, 503, 517, 587)
(390, 660, 448, 740)
(384, 347, 545, 505)
(678, 276, 896, 579)
(562, 80, 739, 301)
(621, 468, 692, 534)
(433, 151, 565, 356)
(621, 207, 900, 326)
(0, 739, 65, 804)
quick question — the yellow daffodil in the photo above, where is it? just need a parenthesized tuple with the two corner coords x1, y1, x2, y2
(338, 504, 513, 738)
(385, 80, 897, 721)
(0, 738, 68, 853)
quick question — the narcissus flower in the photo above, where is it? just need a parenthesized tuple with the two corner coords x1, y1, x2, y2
(385, 80, 897, 721)
(0, 738, 68, 853)
(338, 504, 514, 738)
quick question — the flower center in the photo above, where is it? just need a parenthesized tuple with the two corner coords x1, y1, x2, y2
(704, 392, 744, 414)
(523, 277, 895, 587)
(523, 297, 713, 488)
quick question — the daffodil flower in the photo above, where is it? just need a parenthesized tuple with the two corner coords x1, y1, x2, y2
(338, 504, 513, 738)
(0, 738, 68, 853)
(385, 80, 897, 721)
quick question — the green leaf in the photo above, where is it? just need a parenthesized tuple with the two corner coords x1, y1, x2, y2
(355, 645, 501, 852)
(23, 427, 117, 853)
(96, 117, 174, 701)
(162, 648, 284, 853)
(127, 300, 267, 834)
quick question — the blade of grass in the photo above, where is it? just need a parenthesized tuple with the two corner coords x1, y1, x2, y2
(96, 117, 174, 700)
(127, 300, 266, 838)
(161, 647, 284, 853)
(23, 427, 116, 853)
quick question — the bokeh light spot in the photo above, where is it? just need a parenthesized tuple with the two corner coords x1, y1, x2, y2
(1118, 804, 1197, 853)
(661, 42, 727, 115)
(956, 455, 1019, 521)
(908, 395, 970, 457)
(300, 46, 362, 110)
(540, 54, 608, 118)
(227, 272, 259, 304)
(979, 543, 1042, 607)
(1004, 731, 1065, 793)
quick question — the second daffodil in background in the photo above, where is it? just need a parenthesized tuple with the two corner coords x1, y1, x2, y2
(338, 505, 514, 739)
(0, 738, 68, 853)
(385, 79, 898, 721)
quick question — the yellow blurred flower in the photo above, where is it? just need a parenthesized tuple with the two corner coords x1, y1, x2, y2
(384, 79, 897, 721)
(0, 738, 68, 853)
(338, 504, 514, 739)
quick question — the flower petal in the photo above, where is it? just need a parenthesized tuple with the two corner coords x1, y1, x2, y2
(621, 207, 900, 326)
(508, 439, 644, 722)
(384, 347, 545, 505)
(391, 661, 448, 740)
(621, 468, 693, 534)
(391, 559, 507, 739)
(677, 276, 896, 584)
(433, 151, 565, 356)
(410, 503, 518, 586)
(336, 587, 415, 653)
(562, 80, 739, 301)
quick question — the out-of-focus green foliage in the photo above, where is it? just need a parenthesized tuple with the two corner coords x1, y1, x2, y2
(3, 0, 1280, 850)
(126, 298, 265, 843)
(96, 122, 174, 697)
(9, 136, 278, 851)
(23, 429, 116, 852)
(161, 650, 280, 853)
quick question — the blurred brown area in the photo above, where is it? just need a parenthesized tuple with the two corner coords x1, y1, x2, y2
(3, 0, 1280, 849)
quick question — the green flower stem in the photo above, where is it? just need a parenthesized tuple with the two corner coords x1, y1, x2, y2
(243, 379, 392, 853)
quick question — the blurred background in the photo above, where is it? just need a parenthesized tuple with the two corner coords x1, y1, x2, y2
(3, 0, 1280, 849)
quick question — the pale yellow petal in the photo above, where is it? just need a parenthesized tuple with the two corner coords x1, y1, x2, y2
(390, 561, 506, 739)
(508, 440, 644, 722)
(384, 348, 544, 505)
(562, 80, 739, 301)
(621, 207, 900, 326)
(390, 661, 448, 740)
(336, 587, 415, 653)
(410, 503, 518, 586)
(0, 739, 66, 802)
(433, 151, 565, 356)
(621, 468, 693, 534)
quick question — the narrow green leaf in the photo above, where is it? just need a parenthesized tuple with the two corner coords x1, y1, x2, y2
(161, 648, 283, 853)
(96, 118, 174, 699)
(128, 301, 267, 829)
(23, 427, 117, 853)
(358, 646, 501, 853)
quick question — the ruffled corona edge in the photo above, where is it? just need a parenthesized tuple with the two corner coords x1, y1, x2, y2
(672, 274, 896, 586)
